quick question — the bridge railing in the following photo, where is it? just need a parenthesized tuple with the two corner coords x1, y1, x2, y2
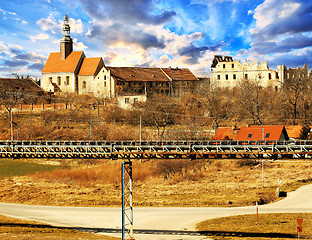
(0, 140, 312, 159)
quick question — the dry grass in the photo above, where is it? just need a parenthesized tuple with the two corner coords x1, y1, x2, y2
(196, 213, 312, 240)
(0, 214, 120, 240)
(0, 159, 312, 207)
(33, 161, 156, 186)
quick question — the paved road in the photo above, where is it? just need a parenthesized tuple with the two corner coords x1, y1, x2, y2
(0, 184, 312, 240)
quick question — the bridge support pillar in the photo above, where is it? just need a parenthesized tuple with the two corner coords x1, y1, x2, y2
(122, 160, 134, 240)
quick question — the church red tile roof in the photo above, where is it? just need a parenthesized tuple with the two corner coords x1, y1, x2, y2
(42, 51, 85, 73)
(78, 57, 104, 76)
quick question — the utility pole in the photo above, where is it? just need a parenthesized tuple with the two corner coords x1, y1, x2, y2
(261, 124, 264, 141)
(262, 160, 264, 188)
(10, 111, 13, 141)
(139, 114, 142, 141)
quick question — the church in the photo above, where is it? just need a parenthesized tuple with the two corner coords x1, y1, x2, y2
(41, 15, 199, 108)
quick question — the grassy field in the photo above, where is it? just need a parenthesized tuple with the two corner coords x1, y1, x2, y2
(0, 159, 62, 178)
(0, 158, 312, 239)
(0, 158, 311, 207)
(0, 214, 119, 240)
(196, 213, 312, 240)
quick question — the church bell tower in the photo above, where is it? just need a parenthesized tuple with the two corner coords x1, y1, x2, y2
(60, 15, 73, 60)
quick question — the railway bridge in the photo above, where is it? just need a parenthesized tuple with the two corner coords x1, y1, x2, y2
(1, 140, 312, 159)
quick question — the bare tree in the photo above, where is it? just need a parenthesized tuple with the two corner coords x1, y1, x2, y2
(236, 78, 267, 125)
(197, 81, 232, 128)
(282, 77, 308, 124)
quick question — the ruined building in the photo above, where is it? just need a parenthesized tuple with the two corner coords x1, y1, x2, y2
(210, 55, 280, 89)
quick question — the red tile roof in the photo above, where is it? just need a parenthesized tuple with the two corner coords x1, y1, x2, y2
(214, 127, 239, 140)
(106, 67, 198, 82)
(235, 125, 289, 141)
(42, 51, 85, 73)
(78, 57, 104, 76)
(285, 126, 303, 139)
(161, 68, 199, 81)
(107, 67, 169, 82)
(0, 78, 44, 93)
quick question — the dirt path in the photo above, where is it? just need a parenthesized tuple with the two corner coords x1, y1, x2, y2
(0, 184, 312, 240)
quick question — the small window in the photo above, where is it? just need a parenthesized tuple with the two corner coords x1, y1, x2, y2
(233, 74, 236, 80)
(247, 133, 252, 139)
(245, 74, 248, 80)
(57, 76, 61, 85)
(125, 98, 130, 104)
(66, 76, 69, 85)
(217, 75, 220, 80)
(223, 64, 225, 68)
(268, 73, 272, 80)
(104, 82, 106, 87)
(134, 98, 139, 103)
(225, 74, 228, 80)
(265, 133, 270, 138)
(82, 81, 86, 89)
(49, 77, 52, 83)
(232, 63, 234, 68)
(104, 75, 106, 80)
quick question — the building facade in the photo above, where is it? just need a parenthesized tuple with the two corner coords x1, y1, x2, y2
(277, 64, 309, 85)
(210, 55, 280, 89)
(41, 15, 199, 108)
(210, 55, 310, 89)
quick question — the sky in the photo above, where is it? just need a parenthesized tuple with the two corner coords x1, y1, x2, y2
(0, 0, 312, 78)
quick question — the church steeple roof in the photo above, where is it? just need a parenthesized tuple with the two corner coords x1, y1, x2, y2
(60, 14, 73, 60)
(62, 15, 71, 39)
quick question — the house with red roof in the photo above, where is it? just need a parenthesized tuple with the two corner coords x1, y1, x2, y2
(213, 126, 240, 140)
(235, 125, 289, 141)
(41, 15, 199, 107)
(214, 125, 290, 141)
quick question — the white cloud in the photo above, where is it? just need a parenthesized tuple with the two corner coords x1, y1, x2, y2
(73, 38, 87, 50)
(252, 0, 301, 32)
(0, 7, 17, 20)
(69, 18, 83, 34)
(37, 15, 83, 35)
(37, 14, 57, 32)
(0, 41, 8, 52)
(30, 33, 49, 42)
(8, 44, 22, 49)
